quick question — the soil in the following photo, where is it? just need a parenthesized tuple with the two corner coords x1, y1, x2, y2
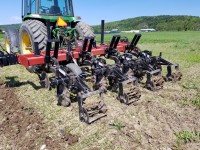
(0, 83, 78, 150)
(0, 64, 199, 150)
(103, 83, 200, 150)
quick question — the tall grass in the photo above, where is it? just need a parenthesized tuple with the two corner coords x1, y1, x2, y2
(96, 31, 200, 44)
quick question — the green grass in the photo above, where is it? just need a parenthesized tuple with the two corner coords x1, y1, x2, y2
(192, 93, 200, 109)
(182, 82, 198, 90)
(175, 131, 200, 143)
(109, 120, 126, 130)
(96, 31, 200, 67)
(174, 131, 200, 149)
(96, 31, 200, 44)
(0, 33, 4, 46)
(0, 33, 3, 40)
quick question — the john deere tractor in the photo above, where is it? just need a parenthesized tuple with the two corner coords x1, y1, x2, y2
(5, 0, 95, 54)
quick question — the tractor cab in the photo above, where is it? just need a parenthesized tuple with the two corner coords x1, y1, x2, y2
(5, 0, 94, 55)
(22, 0, 74, 18)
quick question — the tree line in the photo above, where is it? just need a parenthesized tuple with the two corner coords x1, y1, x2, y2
(92, 15, 200, 32)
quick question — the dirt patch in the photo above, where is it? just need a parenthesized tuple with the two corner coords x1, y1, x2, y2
(102, 85, 200, 149)
(0, 84, 78, 150)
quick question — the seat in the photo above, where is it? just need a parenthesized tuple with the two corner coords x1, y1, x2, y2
(49, 6, 61, 15)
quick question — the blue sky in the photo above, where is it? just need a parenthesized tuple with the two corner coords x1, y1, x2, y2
(0, 0, 200, 25)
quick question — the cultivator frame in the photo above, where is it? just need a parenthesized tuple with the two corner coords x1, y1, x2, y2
(0, 20, 182, 124)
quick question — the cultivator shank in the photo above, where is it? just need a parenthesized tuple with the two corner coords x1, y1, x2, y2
(79, 37, 142, 105)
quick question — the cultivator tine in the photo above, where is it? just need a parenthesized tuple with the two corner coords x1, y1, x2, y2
(88, 38, 94, 52)
(109, 35, 121, 49)
(130, 34, 141, 47)
(78, 89, 107, 124)
(101, 20, 105, 45)
(110, 36, 116, 48)
(45, 40, 52, 64)
(117, 77, 141, 105)
(46, 20, 51, 39)
(82, 38, 88, 52)
(155, 57, 182, 82)
(80, 37, 95, 64)
(56, 83, 71, 107)
(166, 64, 182, 82)
(146, 69, 165, 91)
(38, 71, 51, 90)
(0, 53, 18, 67)
(82, 37, 94, 52)
(53, 40, 60, 59)
(125, 34, 142, 53)
(34, 42, 40, 56)
(105, 35, 121, 58)
(0, 50, 18, 66)
(114, 35, 121, 49)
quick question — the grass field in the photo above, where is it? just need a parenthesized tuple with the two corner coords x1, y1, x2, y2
(97, 31, 200, 65)
(0, 31, 200, 149)
(0, 33, 4, 40)
(0, 33, 4, 45)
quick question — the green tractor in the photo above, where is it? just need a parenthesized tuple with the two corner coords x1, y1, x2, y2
(5, 0, 95, 54)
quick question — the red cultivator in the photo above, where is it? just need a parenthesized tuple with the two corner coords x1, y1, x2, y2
(0, 21, 182, 124)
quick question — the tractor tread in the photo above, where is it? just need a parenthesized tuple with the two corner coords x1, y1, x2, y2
(75, 21, 95, 39)
(19, 20, 47, 54)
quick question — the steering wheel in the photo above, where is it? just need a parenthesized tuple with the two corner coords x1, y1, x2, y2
(40, 6, 49, 13)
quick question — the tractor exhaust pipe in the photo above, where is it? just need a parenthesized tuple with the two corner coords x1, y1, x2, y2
(101, 20, 105, 45)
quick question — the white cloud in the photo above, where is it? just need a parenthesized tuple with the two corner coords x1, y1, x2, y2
(10, 16, 21, 21)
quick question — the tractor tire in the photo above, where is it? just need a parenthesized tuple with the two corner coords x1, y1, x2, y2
(75, 21, 95, 39)
(5, 28, 19, 53)
(19, 20, 47, 54)
(67, 63, 82, 76)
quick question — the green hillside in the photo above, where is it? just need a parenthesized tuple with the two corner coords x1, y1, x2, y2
(0, 24, 21, 31)
(1, 15, 200, 32)
(92, 15, 200, 32)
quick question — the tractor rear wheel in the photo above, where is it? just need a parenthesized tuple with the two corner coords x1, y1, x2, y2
(19, 20, 47, 54)
(75, 21, 95, 38)
(5, 28, 19, 53)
